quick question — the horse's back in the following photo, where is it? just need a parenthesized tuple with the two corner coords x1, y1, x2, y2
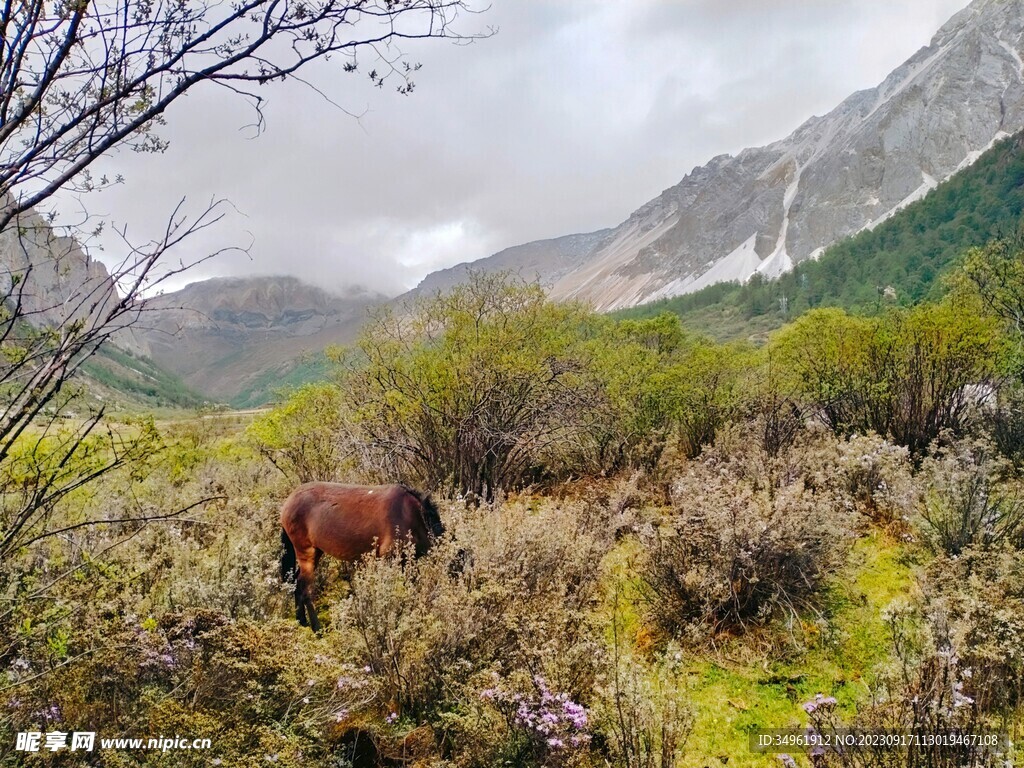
(280, 482, 409, 560)
(280, 482, 404, 518)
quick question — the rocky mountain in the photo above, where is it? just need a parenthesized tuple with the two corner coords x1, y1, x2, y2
(412, 0, 1024, 311)
(0, 202, 210, 408)
(135, 276, 382, 402)
(411, 229, 613, 296)
(0, 200, 380, 405)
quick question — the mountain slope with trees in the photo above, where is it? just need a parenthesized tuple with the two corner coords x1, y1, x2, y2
(621, 130, 1024, 339)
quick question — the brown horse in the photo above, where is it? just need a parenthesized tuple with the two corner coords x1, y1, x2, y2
(280, 482, 444, 631)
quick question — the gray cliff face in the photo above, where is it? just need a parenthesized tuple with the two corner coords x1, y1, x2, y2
(0, 202, 147, 353)
(413, 0, 1024, 311)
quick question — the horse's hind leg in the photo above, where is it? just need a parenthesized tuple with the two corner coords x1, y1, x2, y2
(306, 550, 324, 632)
(294, 579, 309, 627)
(296, 551, 321, 633)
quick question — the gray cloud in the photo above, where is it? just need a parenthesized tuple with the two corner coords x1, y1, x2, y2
(79, 0, 970, 296)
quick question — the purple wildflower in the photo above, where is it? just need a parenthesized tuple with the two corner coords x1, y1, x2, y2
(485, 676, 591, 753)
(33, 703, 62, 724)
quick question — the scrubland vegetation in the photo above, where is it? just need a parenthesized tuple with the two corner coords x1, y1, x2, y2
(5, 243, 1024, 767)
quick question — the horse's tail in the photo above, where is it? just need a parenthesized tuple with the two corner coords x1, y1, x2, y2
(280, 528, 297, 582)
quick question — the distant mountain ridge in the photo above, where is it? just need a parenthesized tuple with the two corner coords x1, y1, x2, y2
(410, 0, 1024, 311)
(410, 230, 612, 296)
(0, 203, 380, 406)
(134, 276, 382, 403)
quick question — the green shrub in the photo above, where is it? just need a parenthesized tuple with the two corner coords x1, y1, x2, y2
(246, 382, 353, 483)
(342, 273, 603, 497)
(583, 314, 688, 472)
(981, 382, 1024, 463)
(770, 302, 1006, 455)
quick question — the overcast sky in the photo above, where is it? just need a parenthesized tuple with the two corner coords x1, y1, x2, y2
(84, 0, 971, 297)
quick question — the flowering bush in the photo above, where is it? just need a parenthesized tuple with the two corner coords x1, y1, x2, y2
(591, 641, 692, 768)
(797, 600, 1012, 768)
(917, 437, 1024, 555)
(2, 610, 381, 767)
(481, 675, 591, 763)
(333, 496, 611, 723)
(831, 434, 916, 528)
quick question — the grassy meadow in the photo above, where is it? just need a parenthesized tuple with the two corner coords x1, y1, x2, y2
(3, 259, 1024, 767)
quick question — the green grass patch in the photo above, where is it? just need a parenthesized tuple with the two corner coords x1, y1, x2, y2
(604, 530, 918, 767)
(80, 344, 208, 410)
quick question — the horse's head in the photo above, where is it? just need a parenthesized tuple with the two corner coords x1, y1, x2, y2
(418, 493, 445, 541)
(448, 547, 470, 578)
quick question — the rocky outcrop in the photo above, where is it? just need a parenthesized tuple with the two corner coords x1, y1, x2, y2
(0, 201, 150, 353)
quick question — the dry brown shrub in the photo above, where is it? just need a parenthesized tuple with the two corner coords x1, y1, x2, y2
(923, 546, 1024, 716)
(916, 436, 1024, 556)
(640, 423, 858, 640)
(830, 433, 917, 529)
(331, 495, 615, 732)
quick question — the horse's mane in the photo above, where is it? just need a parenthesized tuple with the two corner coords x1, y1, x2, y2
(401, 483, 438, 514)
(401, 484, 443, 537)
